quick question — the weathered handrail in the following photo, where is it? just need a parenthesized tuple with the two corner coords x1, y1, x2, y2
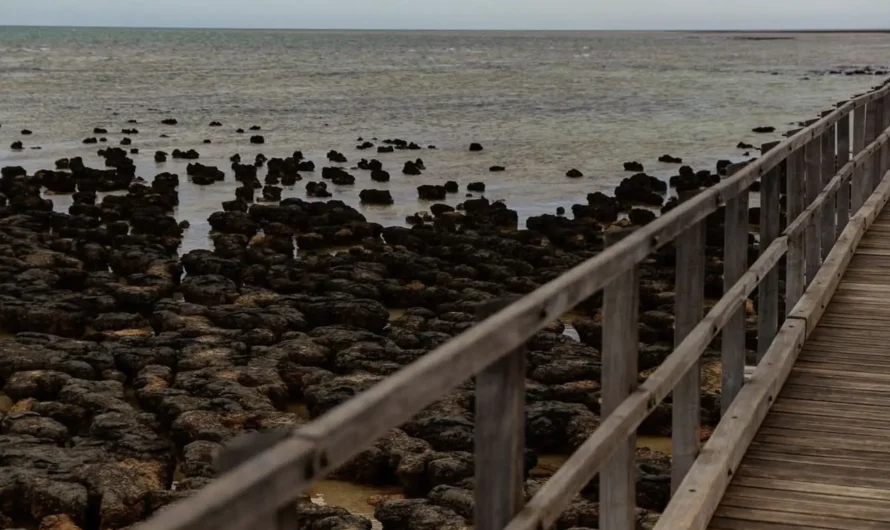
(137, 80, 890, 530)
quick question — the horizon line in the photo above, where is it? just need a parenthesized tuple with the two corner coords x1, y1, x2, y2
(3, 23, 890, 33)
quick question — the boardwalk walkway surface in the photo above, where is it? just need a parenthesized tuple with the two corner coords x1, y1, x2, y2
(710, 205, 890, 530)
(137, 83, 890, 530)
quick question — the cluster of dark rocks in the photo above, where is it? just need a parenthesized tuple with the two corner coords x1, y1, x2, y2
(0, 117, 801, 530)
(816, 65, 890, 77)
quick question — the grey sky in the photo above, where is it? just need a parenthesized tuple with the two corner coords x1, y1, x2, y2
(4, 0, 890, 30)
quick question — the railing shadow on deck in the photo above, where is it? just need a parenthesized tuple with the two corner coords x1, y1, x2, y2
(136, 80, 890, 530)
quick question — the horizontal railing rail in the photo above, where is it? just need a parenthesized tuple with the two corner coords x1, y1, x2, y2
(137, 80, 890, 530)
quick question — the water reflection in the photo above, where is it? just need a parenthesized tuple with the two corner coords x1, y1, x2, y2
(309, 481, 403, 530)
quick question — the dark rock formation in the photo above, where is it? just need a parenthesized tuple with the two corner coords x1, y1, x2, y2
(360, 189, 394, 205)
(371, 169, 390, 183)
(171, 149, 200, 160)
(403, 161, 423, 176)
(615, 173, 667, 206)
(327, 150, 348, 163)
(418, 185, 447, 201)
(186, 163, 225, 185)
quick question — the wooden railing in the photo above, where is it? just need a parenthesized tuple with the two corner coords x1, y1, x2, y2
(137, 80, 890, 530)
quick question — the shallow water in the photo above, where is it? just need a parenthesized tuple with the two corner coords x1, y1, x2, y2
(1, 28, 889, 254)
(309, 481, 402, 530)
(532, 436, 672, 475)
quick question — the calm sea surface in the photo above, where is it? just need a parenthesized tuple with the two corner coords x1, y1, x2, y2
(1, 27, 889, 252)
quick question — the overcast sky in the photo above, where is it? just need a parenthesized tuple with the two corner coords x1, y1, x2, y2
(4, 0, 890, 30)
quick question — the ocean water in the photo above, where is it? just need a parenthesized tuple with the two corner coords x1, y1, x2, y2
(1, 27, 889, 252)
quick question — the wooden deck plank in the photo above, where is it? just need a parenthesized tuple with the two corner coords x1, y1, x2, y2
(795, 351, 890, 365)
(736, 462, 890, 489)
(710, 516, 841, 530)
(713, 505, 890, 530)
(776, 386, 890, 407)
(793, 359, 890, 375)
(720, 494, 890, 524)
(725, 487, 890, 517)
(783, 373, 890, 392)
(802, 339, 890, 353)
(707, 184, 890, 529)
(795, 347, 890, 361)
(748, 441, 890, 463)
(788, 367, 890, 384)
(729, 476, 890, 501)
(746, 448, 890, 470)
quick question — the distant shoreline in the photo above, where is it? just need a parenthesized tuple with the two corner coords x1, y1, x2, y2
(1, 24, 890, 33)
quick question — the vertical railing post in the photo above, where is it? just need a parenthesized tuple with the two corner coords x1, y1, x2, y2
(757, 142, 781, 361)
(875, 137, 890, 187)
(215, 430, 299, 530)
(852, 104, 868, 213)
(867, 98, 879, 141)
(786, 148, 806, 313)
(820, 125, 837, 256)
(836, 111, 851, 233)
(475, 297, 526, 530)
(804, 137, 822, 285)
(878, 94, 890, 130)
(600, 237, 639, 530)
(866, 99, 880, 191)
(882, 94, 890, 177)
(721, 164, 747, 414)
(863, 147, 876, 203)
(671, 190, 705, 494)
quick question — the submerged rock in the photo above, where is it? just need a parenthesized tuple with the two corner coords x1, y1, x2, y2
(658, 154, 682, 163)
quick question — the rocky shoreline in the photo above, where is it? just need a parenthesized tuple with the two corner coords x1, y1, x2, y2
(0, 93, 851, 530)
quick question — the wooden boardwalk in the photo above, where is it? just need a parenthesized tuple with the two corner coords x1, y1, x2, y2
(136, 83, 890, 530)
(710, 205, 890, 530)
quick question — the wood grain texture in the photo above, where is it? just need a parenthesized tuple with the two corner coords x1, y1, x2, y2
(789, 170, 890, 338)
(501, 232, 788, 530)
(881, 94, 890, 129)
(784, 148, 806, 314)
(672, 215, 706, 493)
(474, 297, 526, 530)
(821, 124, 837, 256)
(757, 155, 781, 361)
(804, 137, 823, 284)
(599, 268, 639, 530)
(137, 434, 317, 530)
(698, 171, 890, 530)
(722, 184, 748, 413)
(867, 100, 880, 190)
(837, 112, 852, 233)
(853, 104, 869, 212)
